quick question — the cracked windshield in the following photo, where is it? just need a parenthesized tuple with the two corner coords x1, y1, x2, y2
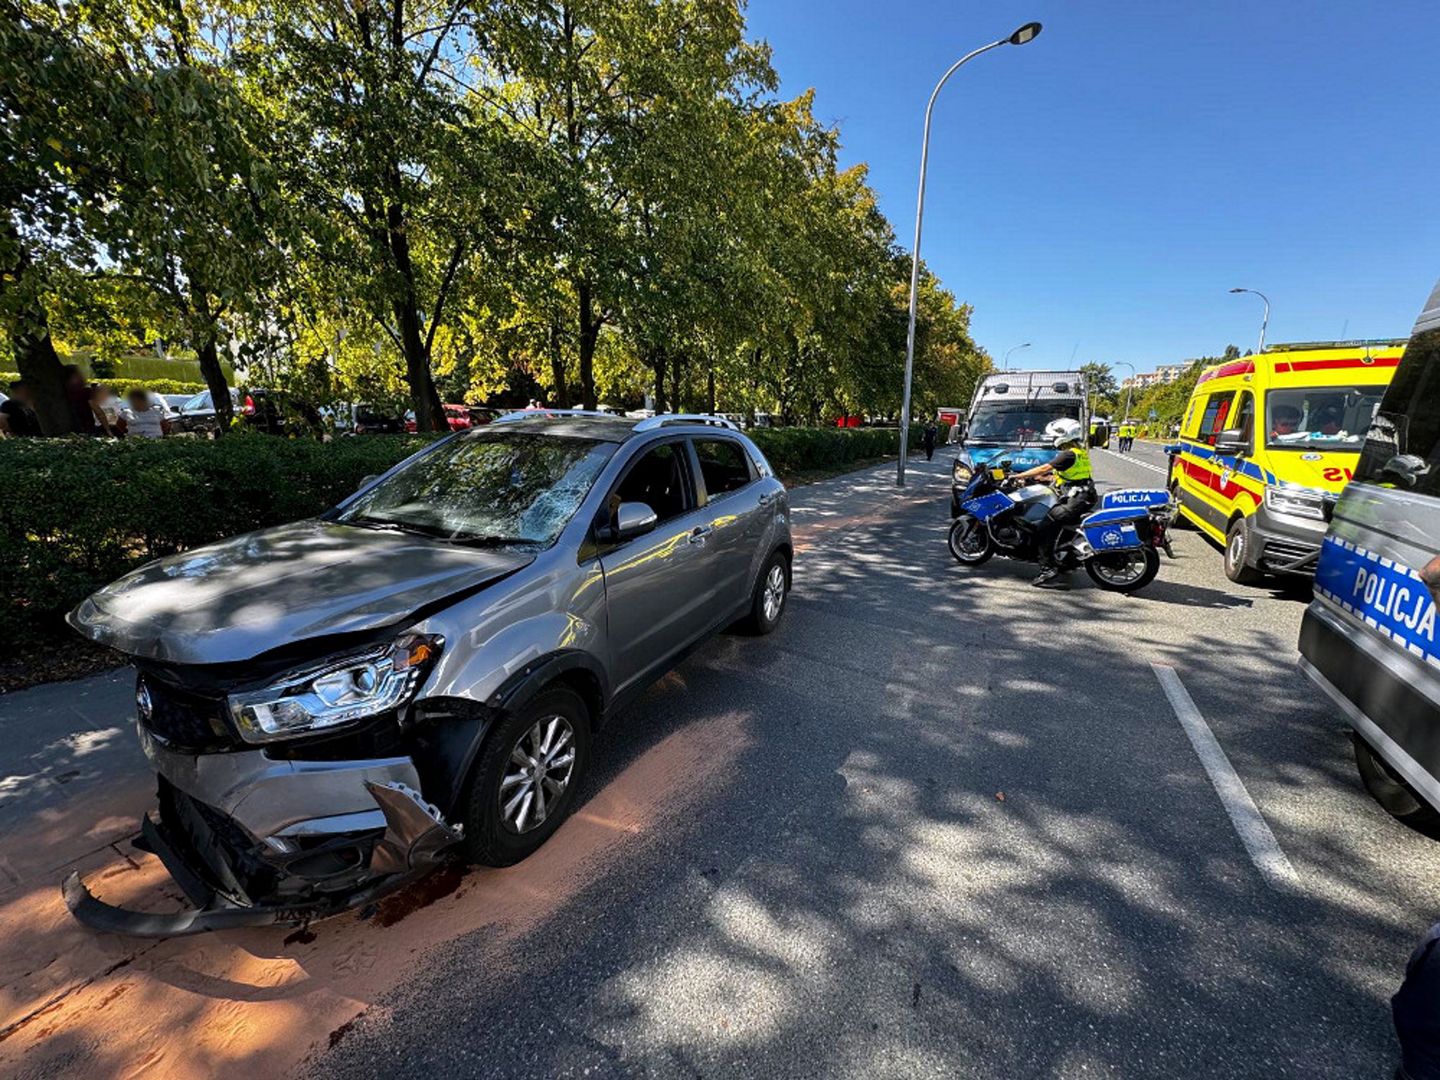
(2, 1, 1438, 1078)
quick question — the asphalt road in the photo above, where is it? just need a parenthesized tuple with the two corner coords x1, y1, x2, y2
(307, 446, 1440, 1080)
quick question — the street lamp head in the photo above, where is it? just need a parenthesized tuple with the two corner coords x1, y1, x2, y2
(1008, 22, 1042, 45)
(1229, 287, 1247, 294)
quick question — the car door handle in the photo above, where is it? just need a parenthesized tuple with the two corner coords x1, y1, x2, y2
(688, 526, 713, 544)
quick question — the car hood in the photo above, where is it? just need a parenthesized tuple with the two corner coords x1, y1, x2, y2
(68, 519, 534, 665)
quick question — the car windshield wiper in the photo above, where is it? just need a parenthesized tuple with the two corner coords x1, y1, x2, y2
(347, 517, 533, 547)
(345, 516, 449, 538)
(446, 533, 535, 548)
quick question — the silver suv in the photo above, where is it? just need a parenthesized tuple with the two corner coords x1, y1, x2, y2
(63, 413, 792, 935)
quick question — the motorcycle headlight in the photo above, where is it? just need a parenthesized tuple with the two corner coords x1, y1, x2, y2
(228, 633, 442, 743)
(952, 461, 973, 484)
(1264, 488, 1327, 521)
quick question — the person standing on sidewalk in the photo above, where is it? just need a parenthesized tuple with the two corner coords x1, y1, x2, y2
(922, 421, 938, 461)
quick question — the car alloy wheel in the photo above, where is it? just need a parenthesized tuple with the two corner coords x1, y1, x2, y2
(762, 563, 786, 623)
(499, 715, 577, 834)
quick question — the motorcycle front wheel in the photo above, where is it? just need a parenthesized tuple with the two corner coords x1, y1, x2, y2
(1084, 546, 1160, 592)
(948, 515, 994, 565)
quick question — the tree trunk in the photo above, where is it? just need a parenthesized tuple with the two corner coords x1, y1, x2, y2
(576, 279, 599, 410)
(397, 301, 444, 431)
(707, 366, 716, 414)
(3, 224, 72, 435)
(196, 331, 234, 434)
(670, 352, 683, 414)
(648, 345, 666, 413)
(386, 203, 445, 432)
(548, 323, 569, 408)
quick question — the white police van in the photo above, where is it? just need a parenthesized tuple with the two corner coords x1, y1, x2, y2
(1299, 278, 1440, 828)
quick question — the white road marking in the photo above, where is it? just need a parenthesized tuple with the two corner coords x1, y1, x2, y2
(1099, 448, 1166, 475)
(1149, 662, 1300, 892)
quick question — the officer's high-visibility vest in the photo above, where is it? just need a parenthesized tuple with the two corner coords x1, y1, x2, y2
(1056, 445, 1093, 484)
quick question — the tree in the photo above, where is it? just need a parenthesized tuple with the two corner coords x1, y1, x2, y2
(252, 0, 526, 431)
(0, 2, 106, 433)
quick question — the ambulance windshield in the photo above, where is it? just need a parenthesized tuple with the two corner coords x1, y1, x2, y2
(1266, 387, 1384, 451)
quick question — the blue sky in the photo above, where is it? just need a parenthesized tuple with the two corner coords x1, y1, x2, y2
(744, 1, 1440, 372)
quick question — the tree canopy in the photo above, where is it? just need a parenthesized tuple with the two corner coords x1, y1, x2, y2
(2, 0, 992, 431)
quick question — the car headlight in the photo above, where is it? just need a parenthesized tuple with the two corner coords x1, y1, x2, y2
(228, 633, 442, 743)
(952, 461, 973, 484)
(1264, 488, 1326, 521)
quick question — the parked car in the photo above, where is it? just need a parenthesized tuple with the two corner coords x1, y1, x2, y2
(1298, 277, 1440, 830)
(172, 388, 243, 434)
(352, 403, 407, 435)
(405, 403, 481, 433)
(173, 387, 320, 436)
(63, 413, 792, 934)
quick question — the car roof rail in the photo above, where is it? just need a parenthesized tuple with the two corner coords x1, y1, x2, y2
(493, 409, 617, 424)
(632, 413, 739, 432)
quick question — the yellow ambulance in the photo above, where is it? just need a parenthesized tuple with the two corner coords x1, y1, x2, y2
(1167, 340, 1406, 583)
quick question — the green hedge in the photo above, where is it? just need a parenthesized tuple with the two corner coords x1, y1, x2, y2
(0, 434, 430, 648)
(0, 425, 922, 650)
(0, 372, 208, 396)
(749, 426, 899, 474)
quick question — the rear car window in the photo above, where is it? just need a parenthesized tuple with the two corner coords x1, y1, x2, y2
(694, 438, 753, 496)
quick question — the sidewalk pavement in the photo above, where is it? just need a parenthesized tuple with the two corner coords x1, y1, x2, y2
(0, 669, 148, 891)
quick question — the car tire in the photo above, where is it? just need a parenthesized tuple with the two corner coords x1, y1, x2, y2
(460, 687, 592, 867)
(1353, 734, 1440, 837)
(1224, 516, 1265, 585)
(744, 550, 790, 635)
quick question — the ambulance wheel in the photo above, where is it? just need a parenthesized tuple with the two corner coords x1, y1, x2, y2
(1084, 546, 1159, 592)
(1224, 517, 1265, 585)
(1353, 734, 1440, 836)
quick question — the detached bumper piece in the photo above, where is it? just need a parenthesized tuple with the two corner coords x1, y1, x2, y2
(63, 780, 462, 937)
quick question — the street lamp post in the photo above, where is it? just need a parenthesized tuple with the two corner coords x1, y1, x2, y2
(1229, 287, 1271, 355)
(897, 21, 1043, 487)
(1003, 342, 1032, 369)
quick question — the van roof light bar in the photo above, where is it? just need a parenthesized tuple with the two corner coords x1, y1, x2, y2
(632, 413, 740, 432)
(1261, 338, 1409, 353)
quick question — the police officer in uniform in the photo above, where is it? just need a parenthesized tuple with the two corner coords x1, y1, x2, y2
(1008, 418, 1097, 587)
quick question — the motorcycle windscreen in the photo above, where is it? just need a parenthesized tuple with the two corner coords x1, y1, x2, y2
(961, 491, 1012, 520)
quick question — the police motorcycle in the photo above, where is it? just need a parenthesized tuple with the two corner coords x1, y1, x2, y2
(947, 454, 1176, 593)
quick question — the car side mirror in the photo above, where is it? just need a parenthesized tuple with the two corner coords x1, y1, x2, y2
(1214, 429, 1250, 455)
(612, 501, 658, 542)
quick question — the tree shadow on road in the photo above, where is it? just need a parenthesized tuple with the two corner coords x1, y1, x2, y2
(302, 477, 1424, 1080)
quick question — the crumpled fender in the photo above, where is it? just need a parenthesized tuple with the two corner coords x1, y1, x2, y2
(365, 781, 463, 874)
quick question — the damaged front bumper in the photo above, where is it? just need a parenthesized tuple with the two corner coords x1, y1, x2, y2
(64, 780, 462, 937)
